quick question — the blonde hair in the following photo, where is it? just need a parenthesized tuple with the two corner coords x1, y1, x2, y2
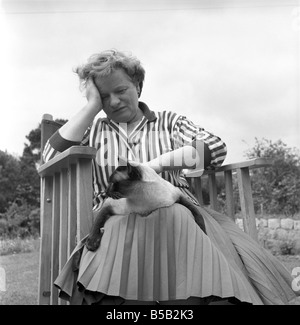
(75, 49, 145, 94)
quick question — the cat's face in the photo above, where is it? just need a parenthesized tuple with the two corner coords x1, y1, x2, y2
(105, 161, 157, 199)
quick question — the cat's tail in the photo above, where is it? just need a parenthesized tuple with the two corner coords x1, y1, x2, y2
(177, 195, 207, 234)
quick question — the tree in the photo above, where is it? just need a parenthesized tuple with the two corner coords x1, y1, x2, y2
(15, 118, 67, 208)
(245, 138, 300, 217)
(13, 123, 42, 208)
(23, 118, 67, 166)
(0, 151, 21, 213)
(24, 125, 41, 164)
(0, 119, 67, 237)
(16, 148, 41, 207)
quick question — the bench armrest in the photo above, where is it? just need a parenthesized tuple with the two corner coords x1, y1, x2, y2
(185, 157, 273, 178)
(38, 146, 96, 177)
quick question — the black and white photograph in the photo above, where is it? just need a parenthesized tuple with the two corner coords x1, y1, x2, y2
(0, 0, 299, 309)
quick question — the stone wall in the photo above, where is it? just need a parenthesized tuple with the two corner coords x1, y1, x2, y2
(236, 218, 300, 255)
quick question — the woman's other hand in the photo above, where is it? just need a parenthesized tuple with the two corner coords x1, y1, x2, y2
(143, 160, 163, 174)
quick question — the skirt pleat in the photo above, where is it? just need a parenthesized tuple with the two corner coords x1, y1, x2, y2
(54, 203, 299, 305)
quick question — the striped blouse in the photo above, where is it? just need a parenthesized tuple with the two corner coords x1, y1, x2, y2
(43, 102, 227, 208)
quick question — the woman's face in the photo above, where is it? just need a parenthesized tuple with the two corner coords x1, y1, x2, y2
(94, 69, 141, 124)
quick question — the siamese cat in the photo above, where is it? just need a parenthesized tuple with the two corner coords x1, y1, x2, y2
(85, 161, 206, 251)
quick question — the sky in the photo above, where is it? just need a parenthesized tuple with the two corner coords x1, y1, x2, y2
(0, 0, 299, 164)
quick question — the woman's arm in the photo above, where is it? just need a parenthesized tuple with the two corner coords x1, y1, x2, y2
(42, 79, 102, 162)
(146, 114, 226, 174)
(146, 144, 209, 173)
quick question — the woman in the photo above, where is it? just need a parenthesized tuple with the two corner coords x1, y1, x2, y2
(43, 49, 299, 305)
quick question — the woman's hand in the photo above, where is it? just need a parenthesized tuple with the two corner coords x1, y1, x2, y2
(57, 78, 103, 142)
(85, 78, 103, 113)
(143, 160, 163, 174)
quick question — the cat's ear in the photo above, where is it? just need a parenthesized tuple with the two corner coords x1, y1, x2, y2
(127, 160, 137, 176)
(127, 161, 142, 180)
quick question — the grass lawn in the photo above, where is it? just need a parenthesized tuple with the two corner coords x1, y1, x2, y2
(0, 247, 299, 305)
(0, 251, 39, 305)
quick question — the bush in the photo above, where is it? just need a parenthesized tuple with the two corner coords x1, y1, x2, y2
(279, 240, 295, 255)
(0, 199, 40, 239)
(0, 218, 9, 236)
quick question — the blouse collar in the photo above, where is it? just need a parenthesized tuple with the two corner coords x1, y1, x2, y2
(138, 101, 157, 122)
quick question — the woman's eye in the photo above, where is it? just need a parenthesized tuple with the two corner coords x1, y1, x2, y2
(118, 88, 127, 94)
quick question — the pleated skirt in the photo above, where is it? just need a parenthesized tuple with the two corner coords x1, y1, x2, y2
(54, 204, 299, 305)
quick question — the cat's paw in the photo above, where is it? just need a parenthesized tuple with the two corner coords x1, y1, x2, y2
(85, 232, 103, 251)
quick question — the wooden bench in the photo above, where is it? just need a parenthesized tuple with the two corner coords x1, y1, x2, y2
(37, 114, 273, 304)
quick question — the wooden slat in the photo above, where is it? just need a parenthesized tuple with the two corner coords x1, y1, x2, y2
(50, 173, 60, 305)
(38, 177, 53, 305)
(224, 170, 235, 220)
(59, 169, 68, 305)
(208, 173, 218, 211)
(192, 177, 204, 205)
(68, 164, 77, 255)
(76, 159, 94, 240)
(237, 167, 258, 241)
(59, 169, 68, 269)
